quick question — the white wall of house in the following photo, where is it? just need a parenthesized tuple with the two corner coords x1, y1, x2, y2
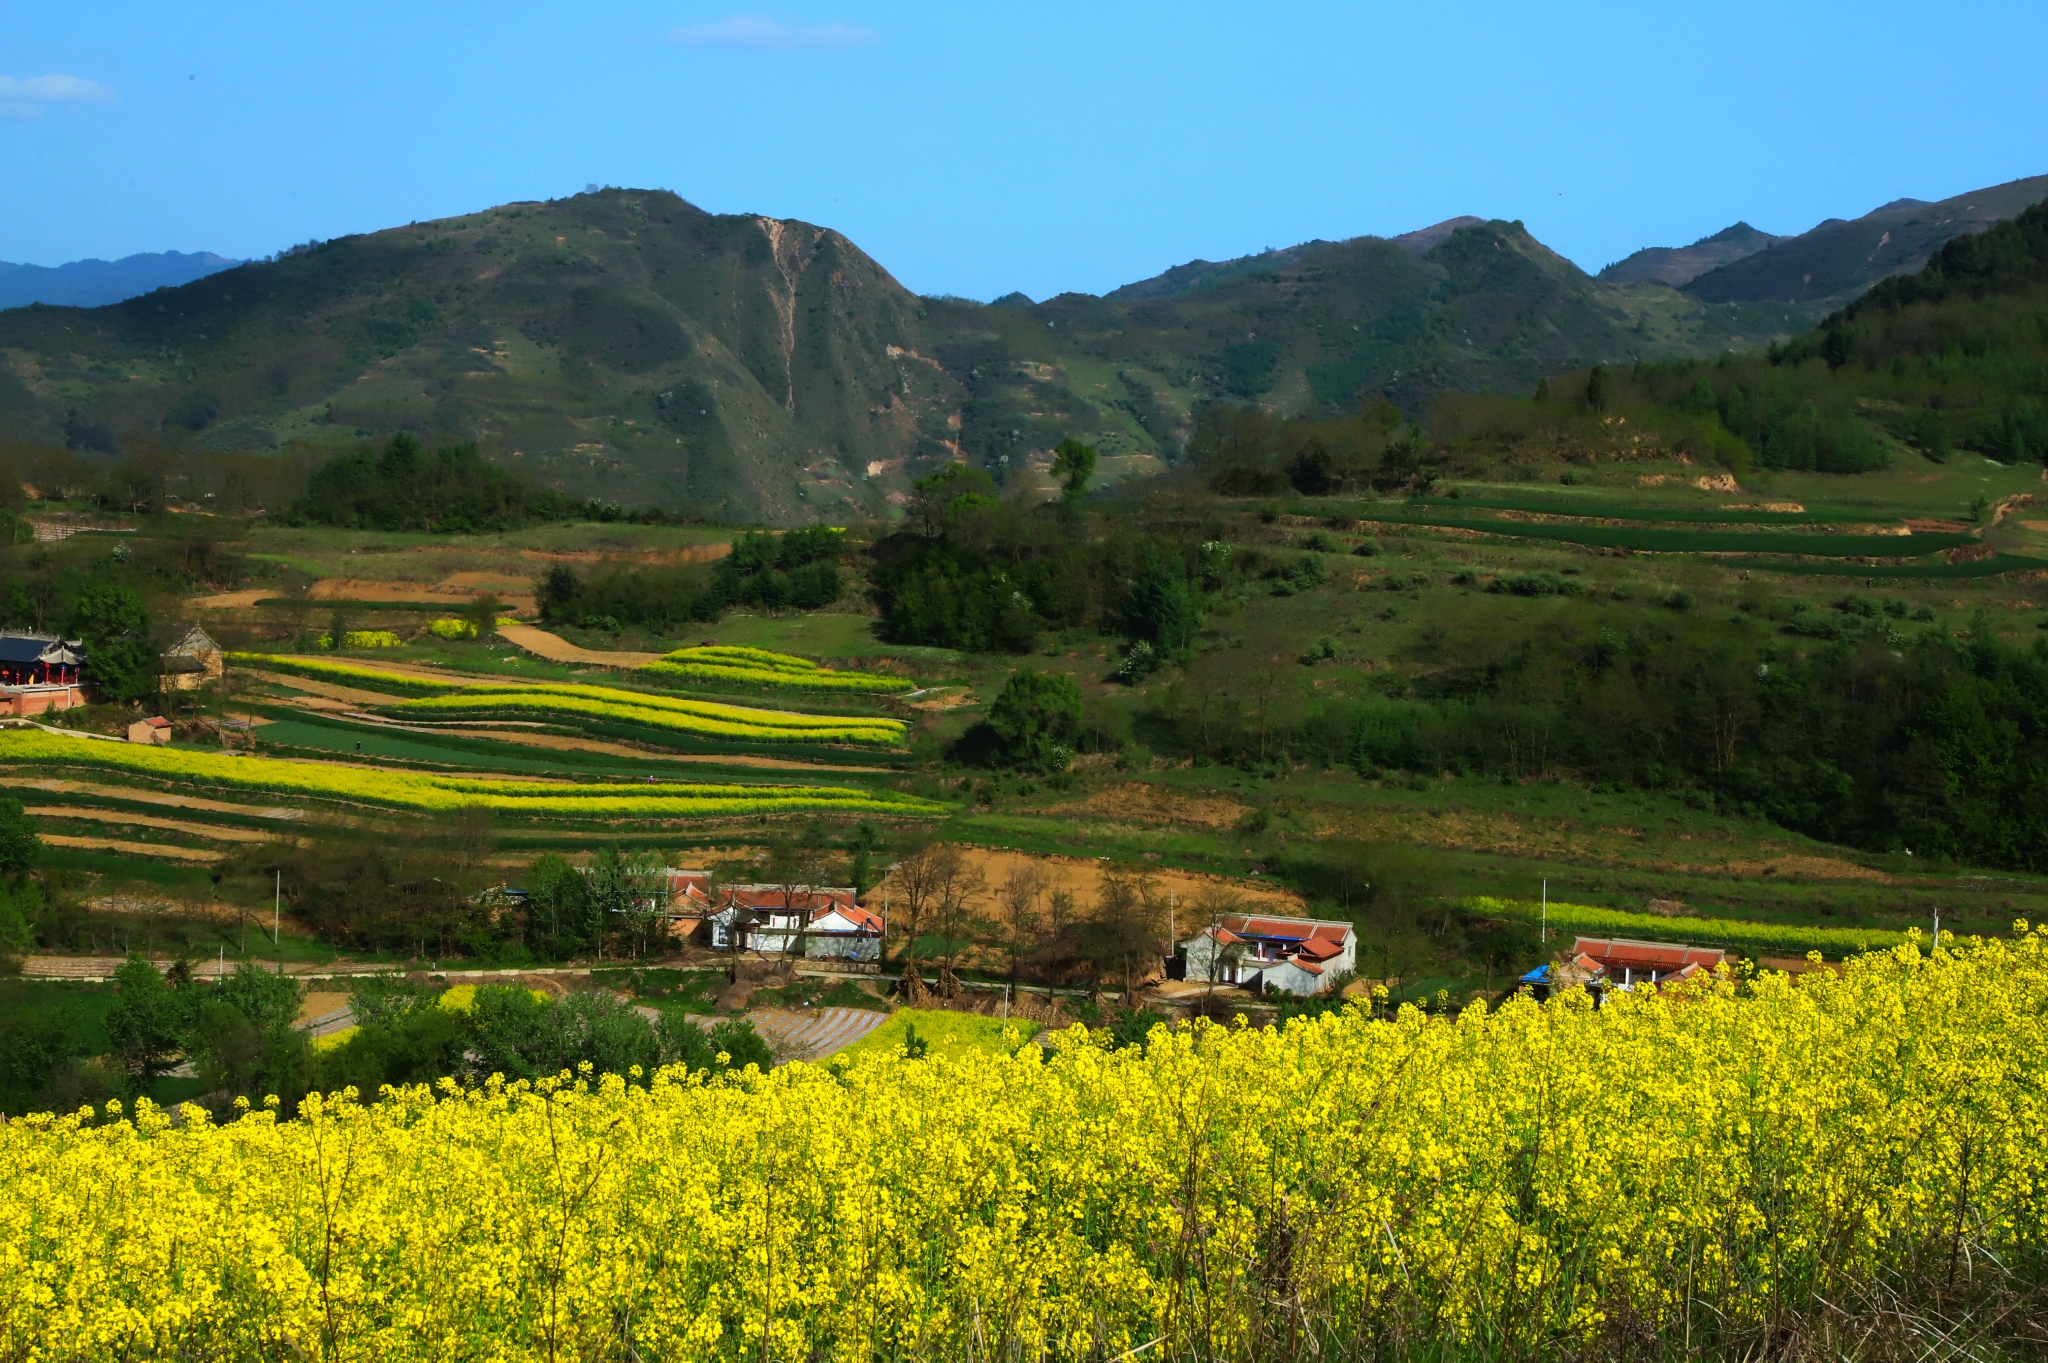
(1179, 919, 1356, 996)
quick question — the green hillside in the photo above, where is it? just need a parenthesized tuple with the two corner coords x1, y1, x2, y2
(0, 195, 1808, 523)
(0, 190, 962, 525)
(920, 218, 1808, 475)
(1623, 193, 2048, 472)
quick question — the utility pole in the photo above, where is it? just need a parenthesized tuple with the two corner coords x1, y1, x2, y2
(1541, 879, 1548, 948)
(274, 870, 283, 976)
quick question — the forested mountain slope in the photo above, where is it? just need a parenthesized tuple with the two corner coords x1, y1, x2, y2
(0, 194, 1824, 521)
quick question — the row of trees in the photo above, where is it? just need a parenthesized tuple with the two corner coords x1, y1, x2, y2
(535, 525, 847, 632)
(868, 461, 1240, 657)
(878, 843, 1262, 1005)
(284, 433, 685, 533)
(10, 960, 774, 1117)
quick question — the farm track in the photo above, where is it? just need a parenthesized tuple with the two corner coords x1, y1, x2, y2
(26, 806, 277, 843)
(19, 778, 307, 821)
(498, 625, 661, 667)
(40, 834, 224, 862)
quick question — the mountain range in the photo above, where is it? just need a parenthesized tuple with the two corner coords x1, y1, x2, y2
(0, 251, 240, 310)
(1600, 174, 2048, 302)
(0, 173, 2040, 523)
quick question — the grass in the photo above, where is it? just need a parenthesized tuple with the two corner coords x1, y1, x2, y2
(1352, 512, 1976, 556)
(1730, 553, 2048, 578)
(1362, 496, 1891, 525)
(688, 612, 963, 666)
(834, 1008, 1035, 1063)
(1467, 896, 1912, 958)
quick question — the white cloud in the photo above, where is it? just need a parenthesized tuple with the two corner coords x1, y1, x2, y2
(667, 16, 878, 50)
(0, 74, 115, 105)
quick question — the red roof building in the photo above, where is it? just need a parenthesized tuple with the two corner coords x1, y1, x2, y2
(1179, 914, 1357, 996)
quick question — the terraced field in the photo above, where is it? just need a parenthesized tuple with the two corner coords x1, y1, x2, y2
(0, 731, 944, 825)
(1354, 510, 1977, 557)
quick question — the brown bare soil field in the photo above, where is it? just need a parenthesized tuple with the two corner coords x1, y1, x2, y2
(895, 845, 1306, 917)
(40, 834, 224, 862)
(1304, 803, 1896, 884)
(27, 806, 276, 843)
(1048, 785, 1252, 830)
(297, 992, 351, 1025)
(186, 589, 270, 610)
(307, 578, 539, 613)
(496, 624, 661, 667)
(1688, 854, 1895, 883)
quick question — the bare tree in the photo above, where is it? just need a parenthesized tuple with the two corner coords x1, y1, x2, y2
(1078, 864, 1168, 1008)
(996, 862, 1052, 986)
(882, 842, 958, 1003)
(926, 852, 986, 999)
(1188, 885, 1249, 1010)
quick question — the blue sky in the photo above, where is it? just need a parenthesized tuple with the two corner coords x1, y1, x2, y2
(3, 2, 2044, 301)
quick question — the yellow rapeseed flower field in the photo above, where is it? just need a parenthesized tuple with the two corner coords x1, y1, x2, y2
(1, 934, 2042, 1361)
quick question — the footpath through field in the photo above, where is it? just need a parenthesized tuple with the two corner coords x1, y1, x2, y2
(496, 624, 661, 668)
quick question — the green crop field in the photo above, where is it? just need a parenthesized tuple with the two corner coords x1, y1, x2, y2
(1322, 496, 1892, 525)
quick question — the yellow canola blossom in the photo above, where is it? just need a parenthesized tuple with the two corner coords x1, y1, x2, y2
(0, 730, 946, 821)
(641, 646, 909, 694)
(395, 682, 906, 745)
(2, 933, 2043, 1361)
(226, 653, 462, 694)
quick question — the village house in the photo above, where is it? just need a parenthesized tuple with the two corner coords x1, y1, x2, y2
(0, 631, 86, 716)
(1177, 913, 1357, 996)
(126, 716, 173, 745)
(708, 883, 872, 960)
(654, 868, 717, 940)
(161, 624, 223, 691)
(1520, 937, 1729, 1000)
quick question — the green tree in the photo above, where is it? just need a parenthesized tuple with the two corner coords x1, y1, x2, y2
(986, 669, 1083, 774)
(1050, 439, 1098, 502)
(0, 795, 42, 880)
(847, 821, 882, 898)
(1123, 555, 1198, 655)
(463, 592, 504, 640)
(103, 956, 190, 1094)
(525, 853, 598, 953)
(656, 1011, 772, 1074)
(909, 463, 999, 537)
(70, 583, 155, 704)
(315, 1002, 469, 1093)
(1584, 365, 1614, 413)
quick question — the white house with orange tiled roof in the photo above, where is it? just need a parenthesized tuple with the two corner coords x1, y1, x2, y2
(710, 884, 869, 959)
(1179, 913, 1356, 996)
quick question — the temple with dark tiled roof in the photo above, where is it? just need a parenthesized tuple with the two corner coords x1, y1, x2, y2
(0, 631, 87, 716)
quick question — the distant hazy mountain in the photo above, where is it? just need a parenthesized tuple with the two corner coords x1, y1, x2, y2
(1684, 174, 2048, 305)
(1600, 223, 1784, 287)
(0, 251, 241, 309)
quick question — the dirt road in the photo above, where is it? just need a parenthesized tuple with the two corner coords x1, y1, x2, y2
(496, 624, 662, 667)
